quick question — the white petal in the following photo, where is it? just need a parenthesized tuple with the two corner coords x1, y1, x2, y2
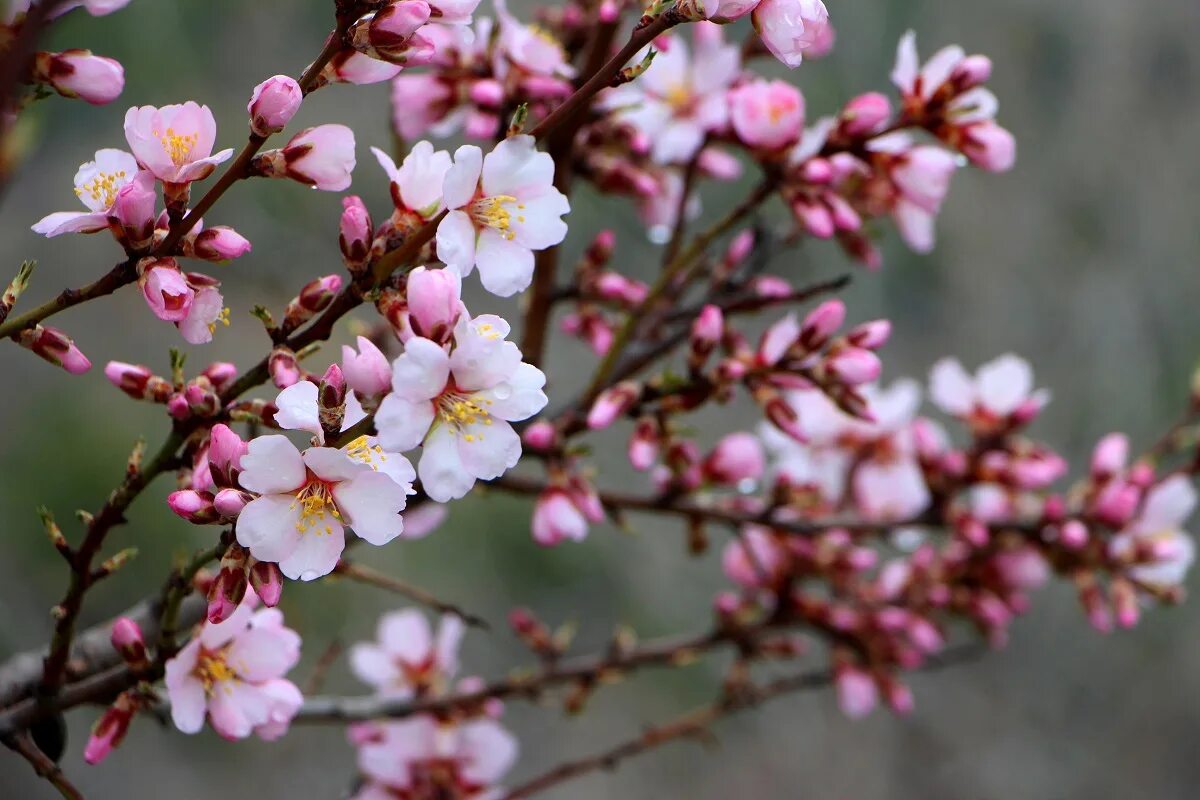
(890, 30, 919, 92)
(435, 615, 464, 676)
(457, 418, 520, 480)
(303, 446, 368, 482)
(278, 520, 345, 581)
(436, 209, 478, 273)
(273, 381, 322, 438)
(476, 363, 547, 421)
(419, 428, 475, 502)
(227, 624, 301, 682)
(481, 134, 553, 197)
(238, 435, 306, 494)
(378, 609, 433, 662)
(1138, 475, 1198, 531)
(651, 120, 706, 165)
(458, 719, 519, 784)
(391, 337, 451, 400)
(334, 471, 408, 546)
(31, 211, 110, 237)
(350, 643, 402, 690)
(509, 190, 569, 250)
(376, 395, 437, 452)
(475, 229, 534, 297)
(928, 358, 974, 416)
(976, 354, 1032, 416)
(443, 145, 483, 209)
(236, 494, 303, 565)
(168, 676, 208, 734)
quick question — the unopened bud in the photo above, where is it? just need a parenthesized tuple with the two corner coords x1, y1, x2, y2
(285, 274, 343, 328)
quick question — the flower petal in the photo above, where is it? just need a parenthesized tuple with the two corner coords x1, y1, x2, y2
(435, 209, 478, 273)
(376, 395, 437, 452)
(475, 228, 534, 297)
(333, 470, 408, 546)
(239, 435, 306, 494)
(273, 381, 322, 438)
(418, 428, 475, 502)
(442, 144, 483, 209)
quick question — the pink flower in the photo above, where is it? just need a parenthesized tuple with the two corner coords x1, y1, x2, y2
(164, 597, 303, 741)
(729, 79, 804, 151)
(722, 527, 786, 588)
(342, 336, 393, 398)
(177, 283, 227, 345)
(33, 49, 124, 105)
(391, 73, 458, 139)
(371, 140, 452, 221)
(437, 135, 570, 296)
(258, 124, 357, 191)
(1110, 475, 1197, 591)
(111, 170, 157, 248)
(375, 315, 548, 502)
(406, 265, 464, 343)
(835, 665, 878, 719)
(752, 0, 832, 69)
(355, 716, 517, 799)
(138, 258, 193, 322)
(703, 433, 765, 485)
(350, 609, 464, 696)
(891, 30, 967, 104)
(929, 354, 1048, 426)
(869, 134, 958, 253)
(325, 50, 403, 85)
(494, 0, 575, 79)
(124, 102, 233, 184)
(236, 435, 412, 580)
(598, 24, 740, 165)
(853, 456, 930, 522)
(349, 1, 433, 64)
(532, 489, 589, 546)
(32, 148, 138, 237)
(247, 75, 303, 136)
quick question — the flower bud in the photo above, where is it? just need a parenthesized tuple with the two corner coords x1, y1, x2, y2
(703, 432, 765, 485)
(213, 488, 251, 518)
(406, 266, 462, 343)
(184, 382, 219, 417)
(950, 55, 992, 92)
(839, 92, 890, 137)
(138, 257, 193, 322)
(205, 424, 247, 489)
(342, 336, 391, 398)
(690, 304, 724, 353)
(339, 196, 373, 271)
(350, 1, 433, 62)
(628, 419, 659, 471)
(531, 490, 588, 546)
(111, 171, 156, 249)
(586, 383, 639, 430)
(34, 49, 124, 105)
(522, 421, 558, 452)
(960, 121, 1016, 174)
(826, 347, 881, 385)
(846, 319, 891, 350)
(254, 125, 357, 191)
(469, 78, 505, 108)
(206, 566, 247, 624)
(84, 693, 135, 765)
(110, 617, 147, 670)
(319, 364, 347, 433)
(188, 226, 252, 262)
(18, 325, 91, 374)
(757, 312, 801, 366)
(105, 361, 159, 399)
(249, 560, 284, 607)
(269, 346, 302, 388)
(1059, 519, 1089, 549)
(247, 75, 302, 136)
(284, 274, 343, 327)
(834, 665, 878, 720)
(799, 299, 845, 349)
(167, 489, 219, 524)
(166, 393, 191, 420)
(1091, 481, 1140, 528)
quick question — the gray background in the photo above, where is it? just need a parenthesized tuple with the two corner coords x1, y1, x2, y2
(2, 0, 1200, 797)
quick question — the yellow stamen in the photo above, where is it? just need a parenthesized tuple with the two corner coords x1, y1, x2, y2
(157, 126, 200, 166)
(469, 195, 520, 241)
(73, 169, 128, 209)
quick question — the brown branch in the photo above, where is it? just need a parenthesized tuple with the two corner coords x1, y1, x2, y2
(333, 561, 491, 630)
(498, 645, 984, 800)
(3, 731, 84, 800)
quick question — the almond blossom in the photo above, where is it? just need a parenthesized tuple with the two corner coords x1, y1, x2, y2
(375, 314, 548, 502)
(353, 715, 518, 800)
(371, 140, 452, 225)
(929, 354, 1048, 429)
(235, 434, 412, 581)
(866, 132, 959, 253)
(1110, 475, 1197, 592)
(32, 148, 138, 237)
(164, 596, 303, 741)
(350, 609, 464, 697)
(436, 135, 569, 297)
(598, 23, 740, 165)
(124, 102, 233, 185)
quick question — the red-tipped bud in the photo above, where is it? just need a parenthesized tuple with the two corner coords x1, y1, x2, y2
(167, 490, 219, 524)
(18, 325, 91, 374)
(628, 419, 659, 471)
(846, 319, 891, 350)
(703, 432, 765, 486)
(799, 299, 845, 349)
(84, 693, 136, 765)
(839, 92, 891, 137)
(184, 382, 219, 417)
(522, 421, 558, 452)
(285, 274, 343, 328)
(249, 560, 284, 607)
(586, 383, 639, 430)
(1090, 433, 1129, 480)
(248, 74, 302, 137)
(188, 226, 252, 262)
(269, 346, 302, 388)
(110, 617, 147, 670)
(826, 347, 881, 385)
(339, 196, 373, 272)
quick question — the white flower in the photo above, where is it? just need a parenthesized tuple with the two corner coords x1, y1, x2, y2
(32, 149, 138, 237)
(1110, 475, 1197, 590)
(436, 135, 570, 297)
(929, 354, 1049, 422)
(371, 140, 452, 220)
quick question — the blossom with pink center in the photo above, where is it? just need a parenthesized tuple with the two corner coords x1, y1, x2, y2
(929, 354, 1049, 427)
(1110, 475, 1197, 591)
(437, 135, 570, 297)
(257, 124, 357, 191)
(354, 715, 517, 800)
(375, 315, 548, 502)
(867, 132, 958, 253)
(404, 265, 465, 344)
(32, 148, 138, 237)
(891, 30, 969, 105)
(371, 140, 452, 221)
(598, 23, 740, 165)
(494, 0, 575, 79)
(729, 79, 804, 151)
(350, 609, 464, 697)
(177, 282, 227, 345)
(33, 49, 124, 105)
(752, 0, 832, 68)
(164, 597, 303, 741)
(235, 435, 412, 581)
(124, 102, 233, 185)
(342, 336, 393, 398)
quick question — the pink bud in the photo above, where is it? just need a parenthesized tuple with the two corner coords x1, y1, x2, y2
(799, 299, 845, 349)
(882, 679, 915, 715)
(1091, 481, 1140, 528)
(269, 347, 302, 389)
(703, 432, 764, 485)
(35, 49, 124, 105)
(213, 488, 251, 518)
(792, 198, 835, 239)
(341, 336, 391, 397)
(184, 383, 219, 417)
(206, 568, 246, 624)
(352, 1, 433, 62)
(190, 226, 252, 261)
(1112, 579, 1139, 629)
(698, 147, 743, 181)
(339, 196, 373, 270)
(469, 78, 505, 107)
(846, 319, 891, 350)
(840, 92, 890, 137)
(84, 696, 134, 765)
(826, 347, 881, 385)
(256, 125, 357, 191)
(690, 304, 724, 351)
(18, 325, 91, 374)
(112, 171, 156, 249)
(249, 560, 284, 607)
(587, 383, 639, 430)
(951, 55, 992, 91)
(202, 362, 238, 393)
(464, 109, 501, 139)
(598, 0, 619, 22)
(961, 121, 1016, 173)
(407, 266, 462, 343)
(247, 75, 303, 136)
(531, 490, 588, 546)
(753, 275, 792, 298)
(728, 78, 804, 150)
(1089, 433, 1129, 480)
(167, 489, 219, 524)
(628, 420, 659, 471)
(285, 274, 343, 327)
(138, 258, 193, 322)
(522, 421, 558, 452)
(166, 394, 191, 420)
(104, 361, 154, 399)
(758, 312, 801, 366)
(594, 273, 648, 306)
(110, 618, 147, 669)
(835, 666, 878, 720)
(1059, 519, 1089, 550)
(800, 157, 833, 184)
(320, 364, 347, 414)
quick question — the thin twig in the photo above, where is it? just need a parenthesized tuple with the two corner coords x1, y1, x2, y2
(3, 731, 84, 800)
(334, 561, 491, 630)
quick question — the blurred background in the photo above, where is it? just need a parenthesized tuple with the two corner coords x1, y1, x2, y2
(3, 0, 1200, 797)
